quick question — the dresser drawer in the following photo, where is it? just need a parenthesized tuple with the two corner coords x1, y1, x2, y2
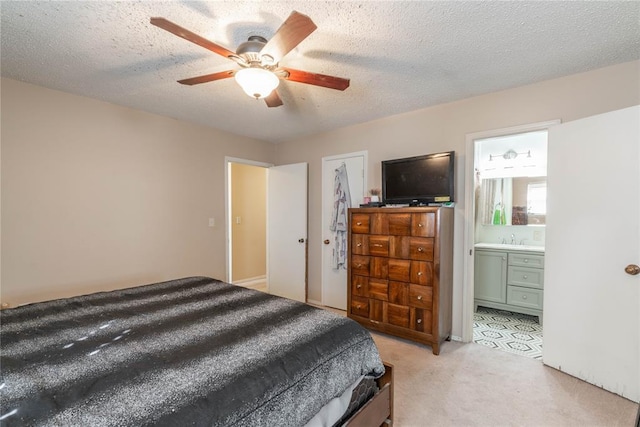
(351, 214, 370, 234)
(351, 275, 369, 297)
(351, 255, 370, 276)
(408, 284, 433, 309)
(410, 261, 433, 286)
(507, 286, 543, 310)
(411, 212, 435, 237)
(411, 308, 432, 334)
(508, 253, 544, 268)
(408, 237, 434, 261)
(508, 266, 544, 289)
(351, 296, 369, 317)
(369, 235, 390, 257)
(351, 234, 369, 255)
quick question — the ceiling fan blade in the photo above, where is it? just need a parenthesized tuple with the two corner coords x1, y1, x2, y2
(264, 90, 284, 108)
(150, 17, 236, 60)
(177, 70, 235, 86)
(260, 11, 317, 63)
(280, 67, 350, 91)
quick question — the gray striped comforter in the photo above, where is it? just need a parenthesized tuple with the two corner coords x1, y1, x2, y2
(0, 277, 384, 426)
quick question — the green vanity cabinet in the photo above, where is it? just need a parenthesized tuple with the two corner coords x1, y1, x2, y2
(474, 250, 507, 304)
(474, 247, 544, 323)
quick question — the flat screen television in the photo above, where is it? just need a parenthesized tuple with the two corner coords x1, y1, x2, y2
(382, 151, 455, 205)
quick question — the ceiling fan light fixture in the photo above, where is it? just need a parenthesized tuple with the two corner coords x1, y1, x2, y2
(234, 67, 280, 99)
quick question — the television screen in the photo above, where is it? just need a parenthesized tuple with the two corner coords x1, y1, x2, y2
(382, 151, 455, 205)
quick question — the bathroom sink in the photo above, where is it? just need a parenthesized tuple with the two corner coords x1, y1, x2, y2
(474, 242, 545, 253)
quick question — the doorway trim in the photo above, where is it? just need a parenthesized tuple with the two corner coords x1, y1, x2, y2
(224, 156, 273, 284)
(462, 120, 560, 343)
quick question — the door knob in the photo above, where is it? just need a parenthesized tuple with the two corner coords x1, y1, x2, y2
(625, 264, 640, 275)
(323, 239, 330, 244)
(298, 238, 305, 243)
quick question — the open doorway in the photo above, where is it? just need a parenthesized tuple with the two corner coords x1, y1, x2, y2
(225, 157, 309, 301)
(463, 120, 558, 360)
(226, 158, 270, 292)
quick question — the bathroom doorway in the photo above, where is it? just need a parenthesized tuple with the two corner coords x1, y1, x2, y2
(463, 120, 558, 360)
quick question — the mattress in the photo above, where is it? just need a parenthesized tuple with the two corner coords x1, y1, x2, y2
(0, 277, 384, 426)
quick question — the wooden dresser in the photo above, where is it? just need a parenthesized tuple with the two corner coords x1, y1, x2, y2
(347, 207, 454, 355)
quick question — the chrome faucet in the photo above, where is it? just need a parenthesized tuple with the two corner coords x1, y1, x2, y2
(510, 233, 516, 244)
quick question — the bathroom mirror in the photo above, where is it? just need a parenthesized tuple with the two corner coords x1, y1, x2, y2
(478, 177, 546, 225)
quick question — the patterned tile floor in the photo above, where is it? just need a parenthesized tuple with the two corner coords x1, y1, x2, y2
(473, 307, 543, 360)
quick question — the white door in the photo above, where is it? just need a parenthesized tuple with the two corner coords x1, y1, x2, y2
(267, 163, 308, 302)
(544, 105, 639, 402)
(321, 152, 367, 309)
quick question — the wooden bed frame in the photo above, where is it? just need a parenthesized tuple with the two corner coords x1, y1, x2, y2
(345, 362, 394, 426)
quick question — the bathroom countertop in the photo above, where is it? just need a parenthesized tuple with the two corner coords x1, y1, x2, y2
(474, 243, 545, 253)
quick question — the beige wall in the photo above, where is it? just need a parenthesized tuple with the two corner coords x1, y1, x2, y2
(1, 78, 275, 306)
(274, 60, 640, 337)
(230, 163, 267, 282)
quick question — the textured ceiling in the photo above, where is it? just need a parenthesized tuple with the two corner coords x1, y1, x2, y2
(2, 1, 639, 143)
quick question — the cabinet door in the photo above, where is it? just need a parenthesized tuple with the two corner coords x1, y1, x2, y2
(474, 250, 507, 303)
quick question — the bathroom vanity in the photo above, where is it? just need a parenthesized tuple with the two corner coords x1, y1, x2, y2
(474, 243, 544, 324)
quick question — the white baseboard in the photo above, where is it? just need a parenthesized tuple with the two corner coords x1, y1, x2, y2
(307, 299, 323, 306)
(232, 276, 266, 286)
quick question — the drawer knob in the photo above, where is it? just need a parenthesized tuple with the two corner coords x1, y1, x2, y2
(523, 275, 528, 279)
(417, 272, 423, 276)
(357, 243, 362, 247)
(417, 295, 423, 300)
(356, 222, 362, 226)
(625, 264, 640, 275)
(356, 263, 362, 268)
(522, 295, 528, 300)
(418, 247, 424, 252)
(356, 284, 362, 289)
(356, 304, 362, 309)
(524, 259, 529, 263)
(418, 223, 423, 227)
(502, 257, 506, 261)
(417, 318, 422, 324)
(373, 244, 383, 247)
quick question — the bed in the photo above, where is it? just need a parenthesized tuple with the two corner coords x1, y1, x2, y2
(0, 276, 393, 426)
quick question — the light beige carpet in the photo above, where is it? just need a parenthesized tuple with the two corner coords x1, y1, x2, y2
(369, 331, 638, 427)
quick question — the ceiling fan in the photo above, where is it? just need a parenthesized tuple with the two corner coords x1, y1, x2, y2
(150, 11, 350, 107)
